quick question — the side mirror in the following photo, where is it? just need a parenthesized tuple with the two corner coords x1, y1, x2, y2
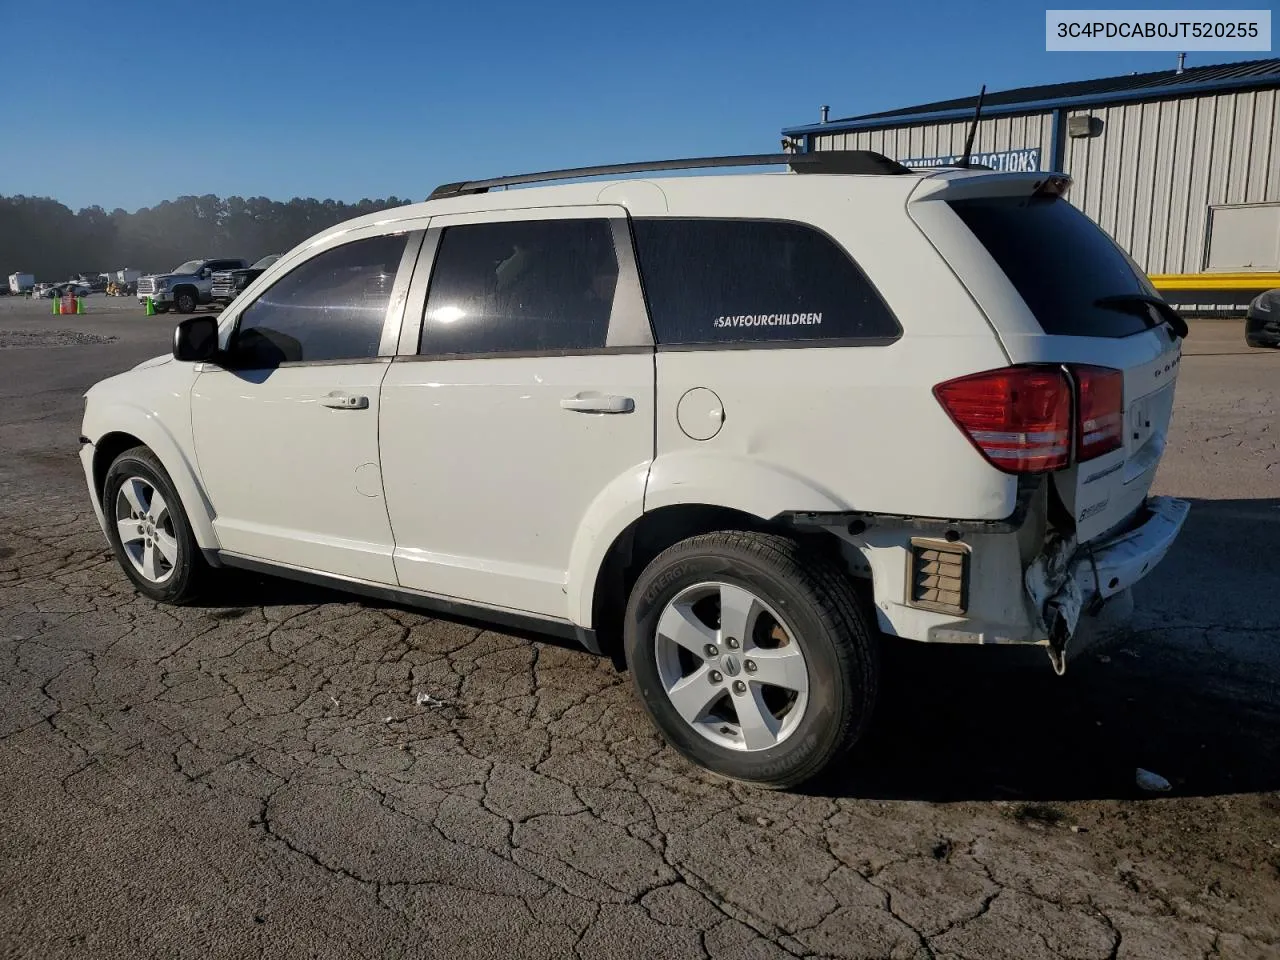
(173, 316, 220, 362)
(200, 268, 212, 278)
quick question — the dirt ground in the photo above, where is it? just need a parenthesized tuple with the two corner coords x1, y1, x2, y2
(0, 294, 1277, 960)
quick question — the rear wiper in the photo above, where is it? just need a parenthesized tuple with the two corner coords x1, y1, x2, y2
(1094, 293, 1189, 340)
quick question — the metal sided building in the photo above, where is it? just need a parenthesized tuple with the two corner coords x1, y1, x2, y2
(781, 58, 1280, 313)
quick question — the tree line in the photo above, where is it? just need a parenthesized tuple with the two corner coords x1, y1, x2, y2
(0, 193, 412, 281)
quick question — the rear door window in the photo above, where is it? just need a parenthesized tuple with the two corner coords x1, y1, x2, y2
(420, 218, 618, 356)
(630, 218, 900, 346)
(948, 196, 1162, 338)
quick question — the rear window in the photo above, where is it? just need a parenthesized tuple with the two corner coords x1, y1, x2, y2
(630, 218, 901, 346)
(948, 196, 1162, 338)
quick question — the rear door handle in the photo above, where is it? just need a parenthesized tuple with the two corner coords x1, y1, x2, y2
(320, 391, 369, 410)
(560, 393, 635, 414)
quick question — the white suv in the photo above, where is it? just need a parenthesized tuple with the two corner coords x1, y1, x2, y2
(79, 152, 1190, 788)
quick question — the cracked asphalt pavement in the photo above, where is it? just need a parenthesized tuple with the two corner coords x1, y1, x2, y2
(1, 298, 1278, 959)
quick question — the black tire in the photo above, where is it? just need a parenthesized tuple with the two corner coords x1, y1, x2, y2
(624, 531, 878, 789)
(174, 289, 197, 314)
(102, 445, 209, 604)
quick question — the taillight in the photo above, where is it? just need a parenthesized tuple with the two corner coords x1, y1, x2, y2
(933, 366, 1071, 473)
(935, 364, 1126, 473)
(1073, 365, 1124, 461)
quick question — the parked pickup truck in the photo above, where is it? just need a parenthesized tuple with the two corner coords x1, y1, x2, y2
(210, 254, 282, 306)
(137, 258, 249, 314)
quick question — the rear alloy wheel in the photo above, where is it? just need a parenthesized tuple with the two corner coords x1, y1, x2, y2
(655, 582, 811, 752)
(103, 446, 208, 604)
(624, 531, 878, 789)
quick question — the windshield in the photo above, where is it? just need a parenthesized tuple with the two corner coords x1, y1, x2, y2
(948, 196, 1158, 338)
(171, 260, 205, 275)
(251, 255, 280, 270)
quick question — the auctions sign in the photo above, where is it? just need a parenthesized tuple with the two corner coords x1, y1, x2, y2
(900, 148, 1043, 172)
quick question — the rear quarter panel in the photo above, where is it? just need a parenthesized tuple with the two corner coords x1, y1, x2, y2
(646, 175, 1018, 521)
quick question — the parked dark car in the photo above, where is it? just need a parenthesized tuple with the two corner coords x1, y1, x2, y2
(74, 273, 108, 292)
(210, 254, 282, 306)
(1245, 288, 1280, 348)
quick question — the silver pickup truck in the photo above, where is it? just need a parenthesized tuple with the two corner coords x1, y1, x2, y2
(137, 258, 248, 313)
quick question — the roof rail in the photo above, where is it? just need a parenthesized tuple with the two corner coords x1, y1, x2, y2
(427, 150, 913, 200)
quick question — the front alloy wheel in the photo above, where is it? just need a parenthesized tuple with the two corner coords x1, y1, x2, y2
(114, 476, 179, 583)
(102, 445, 209, 604)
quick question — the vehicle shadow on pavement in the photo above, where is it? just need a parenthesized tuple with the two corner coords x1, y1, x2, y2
(819, 496, 1280, 804)
(198, 569, 583, 649)
(195, 499, 1280, 805)
(201, 569, 360, 610)
(819, 641, 1280, 803)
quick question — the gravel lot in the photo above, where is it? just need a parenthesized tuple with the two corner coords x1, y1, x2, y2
(1, 294, 1277, 960)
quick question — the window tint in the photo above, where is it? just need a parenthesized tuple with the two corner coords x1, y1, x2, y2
(421, 219, 618, 356)
(230, 234, 405, 367)
(210, 259, 244, 271)
(948, 196, 1160, 338)
(630, 218, 900, 346)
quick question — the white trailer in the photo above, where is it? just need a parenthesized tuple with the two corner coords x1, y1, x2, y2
(115, 268, 141, 284)
(9, 273, 35, 294)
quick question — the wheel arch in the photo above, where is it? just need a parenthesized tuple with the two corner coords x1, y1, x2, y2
(171, 283, 199, 309)
(92, 430, 145, 501)
(569, 453, 851, 641)
(584, 502, 844, 665)
(86, 414, 219, 550)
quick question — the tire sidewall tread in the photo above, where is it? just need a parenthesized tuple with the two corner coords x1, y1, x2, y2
(624, 530, 878, 789)
(102, 445, 205, 604)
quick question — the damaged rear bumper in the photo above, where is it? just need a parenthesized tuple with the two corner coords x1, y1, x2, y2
(1026, 496, 1190, 672)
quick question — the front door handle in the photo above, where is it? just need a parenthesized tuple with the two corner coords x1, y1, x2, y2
(560, 393, 634, 414)
(320, 391, 369, 410)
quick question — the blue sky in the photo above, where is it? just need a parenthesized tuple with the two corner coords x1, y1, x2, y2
(0, 0, 1269, 211)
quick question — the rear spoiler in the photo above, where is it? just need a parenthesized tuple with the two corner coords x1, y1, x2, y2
(907, 170, 1073, 203)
